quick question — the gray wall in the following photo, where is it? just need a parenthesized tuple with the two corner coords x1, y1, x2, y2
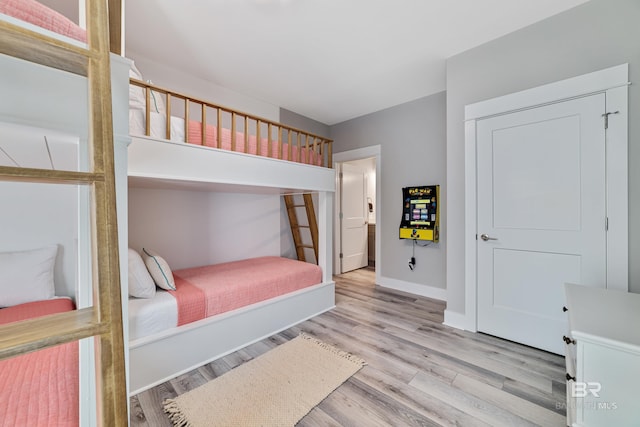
(280, 108, 331, 139)
(330, 92, 447, 292)
(446, 0, 640, 315)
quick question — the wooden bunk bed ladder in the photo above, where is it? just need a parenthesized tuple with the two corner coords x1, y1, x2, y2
(0, 1, 127, 425)
(284, 194, 318, 264)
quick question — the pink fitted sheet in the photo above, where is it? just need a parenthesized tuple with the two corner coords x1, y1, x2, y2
(187, 120, 322, 166)
(168, 256, 322, 327)
(0, 298, 78, 427)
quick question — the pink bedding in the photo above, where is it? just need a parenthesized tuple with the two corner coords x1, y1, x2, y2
(187, 121, 322, 166)
(168, 256, 322, 327)
(0, 0, 86, 42)
(0, 298, 78, 427)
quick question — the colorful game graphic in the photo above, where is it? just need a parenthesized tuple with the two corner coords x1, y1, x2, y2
(399, 185, 439, 242)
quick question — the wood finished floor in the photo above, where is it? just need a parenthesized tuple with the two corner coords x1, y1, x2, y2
(130, 268, 567, 426)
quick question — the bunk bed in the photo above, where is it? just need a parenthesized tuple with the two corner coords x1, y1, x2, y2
(0, 1, 131, 424)
(122, 27, 336, 397)
(1, 0, 336, 401)
(126, 75, 336, 394)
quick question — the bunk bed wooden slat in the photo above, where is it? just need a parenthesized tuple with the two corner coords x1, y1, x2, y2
(244, 116, 249, 153)
(165, 92, 171, 140)
(201, 103, 207, 146)
(231, 112, 236, 151)
(257, 119, 261, 154)
(184, 97, 189, 138)
(268, 122, 273, 159)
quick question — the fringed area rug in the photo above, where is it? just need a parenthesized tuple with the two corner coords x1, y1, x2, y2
(163, 333, 366, 427)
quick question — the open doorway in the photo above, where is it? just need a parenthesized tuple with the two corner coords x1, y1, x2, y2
(333, 146, 380, 278)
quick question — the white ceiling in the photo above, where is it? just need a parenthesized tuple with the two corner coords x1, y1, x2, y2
(125, 0, 589, 125)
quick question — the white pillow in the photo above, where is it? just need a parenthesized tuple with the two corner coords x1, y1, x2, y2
(129, 61, 146, 111)
(128, 248, 156, 298)
(0, 245, 57, 307)
(129, 61, 165, 114)
(141, 248, 175, 291)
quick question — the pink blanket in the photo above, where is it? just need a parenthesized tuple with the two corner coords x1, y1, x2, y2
(0, 0, 86, 42)
(0, 298, 78, 427)
(168, 256, 322, 327)
(187, 121, 322, 166)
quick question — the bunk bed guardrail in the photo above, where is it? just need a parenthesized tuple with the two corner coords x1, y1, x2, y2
(129, 78, 333, 168)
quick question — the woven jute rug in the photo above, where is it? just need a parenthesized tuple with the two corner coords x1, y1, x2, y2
(163, 333, 366, 427)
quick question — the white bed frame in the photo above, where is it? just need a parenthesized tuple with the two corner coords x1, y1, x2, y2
(2, 7, 334, 415)
(2, 15, 337, 394)
(126, 135, 336, 395)
(129, 282, 334, 394)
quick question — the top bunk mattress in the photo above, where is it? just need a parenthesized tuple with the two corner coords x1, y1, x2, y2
(129, 256, 323, 341)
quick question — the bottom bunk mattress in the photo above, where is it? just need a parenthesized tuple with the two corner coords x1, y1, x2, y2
(0, 298, 78, 427)
(129, 256, 322, 341)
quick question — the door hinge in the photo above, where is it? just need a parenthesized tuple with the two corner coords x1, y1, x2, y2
(606, 217, 609, 231)
(339, 172, 343, 179)
(339, 253, 343, 259)
(602, 111, 620, 129)
(339, 212, 343, 220)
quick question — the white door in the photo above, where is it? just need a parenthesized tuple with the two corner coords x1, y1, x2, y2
(477, 93, 606, 355)
(341, 162, 368, 273)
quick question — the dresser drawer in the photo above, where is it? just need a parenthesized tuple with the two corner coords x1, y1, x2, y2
(565, 284, 640, 426)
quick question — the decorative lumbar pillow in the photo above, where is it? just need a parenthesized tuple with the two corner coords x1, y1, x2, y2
(128, 248, 156, 298)
(141, 248, 175, 291)
(0, 245, 58, 307)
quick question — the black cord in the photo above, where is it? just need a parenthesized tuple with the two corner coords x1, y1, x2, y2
(407, 240, 417, 270)
(408, 239, 433, 270)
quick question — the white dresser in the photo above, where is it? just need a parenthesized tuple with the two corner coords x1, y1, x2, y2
(564, 283, 640, 426)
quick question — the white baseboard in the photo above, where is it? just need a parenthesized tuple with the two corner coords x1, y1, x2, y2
(443, 309, 474, 331)
(377, 275, 446, 301)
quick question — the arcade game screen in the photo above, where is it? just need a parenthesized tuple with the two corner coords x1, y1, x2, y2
(399, 185, 439, 242)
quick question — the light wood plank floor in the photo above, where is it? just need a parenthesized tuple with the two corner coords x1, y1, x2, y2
(130, 268, 567, 426)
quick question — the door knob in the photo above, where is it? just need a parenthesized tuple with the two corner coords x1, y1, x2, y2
(480, 233, 497, 241)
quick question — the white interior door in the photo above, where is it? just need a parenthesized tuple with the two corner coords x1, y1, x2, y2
(476, 93, 606, 355)
(341, 162, 368, 273)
